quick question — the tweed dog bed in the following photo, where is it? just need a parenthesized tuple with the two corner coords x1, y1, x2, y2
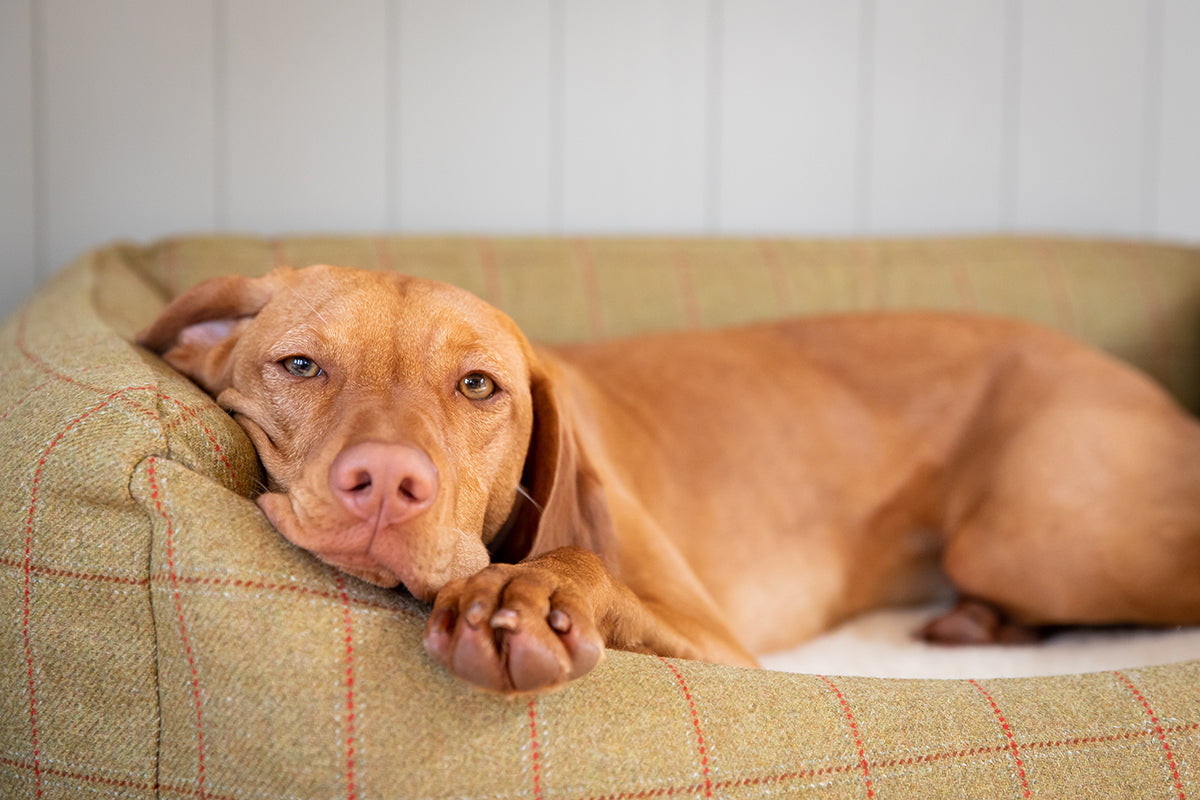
(2, 235, 1199, 799)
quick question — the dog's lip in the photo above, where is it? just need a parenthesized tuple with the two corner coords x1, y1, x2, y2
(254, 490, 461, 601)
(315, 553, 403, 590)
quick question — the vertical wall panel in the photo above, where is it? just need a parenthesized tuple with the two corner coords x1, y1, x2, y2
(0, 0, 36, 318)
(39, 0, 216, 272)
(224, 0, 388, 234)
(561, 1, 710, 232)
(1013, 0, 1150, 235)
(868, 0, 1008, 233)
(395, 0, 553, 232)
(1156, 0, 1200, 241)
(718, 0, 864, 234)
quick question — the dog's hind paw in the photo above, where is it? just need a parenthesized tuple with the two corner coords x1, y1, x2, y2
(920, 598, 1043, 645)
(423, 561, 604, 693)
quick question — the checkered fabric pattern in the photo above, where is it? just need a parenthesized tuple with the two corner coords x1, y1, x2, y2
(2, 235, 1199, 799)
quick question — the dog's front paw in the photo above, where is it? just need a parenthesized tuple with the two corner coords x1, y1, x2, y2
(422, 561, 604, 693)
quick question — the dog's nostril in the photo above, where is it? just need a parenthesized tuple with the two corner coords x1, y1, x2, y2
(349, 471, 373, 493)
(398, 477, 425, 502)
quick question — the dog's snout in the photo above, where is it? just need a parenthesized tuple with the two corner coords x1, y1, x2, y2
(329, 442, 438, 526)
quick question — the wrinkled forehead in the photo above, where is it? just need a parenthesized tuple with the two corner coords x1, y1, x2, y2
(254, 266, 532, 375)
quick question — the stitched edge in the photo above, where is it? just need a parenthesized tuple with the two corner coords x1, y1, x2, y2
(19, 383, 163, 797)
(148, 457, 208, 800)
(334, 573, 358, 800)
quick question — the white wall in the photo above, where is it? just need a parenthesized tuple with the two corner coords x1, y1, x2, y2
(2, 0, 1198, 320)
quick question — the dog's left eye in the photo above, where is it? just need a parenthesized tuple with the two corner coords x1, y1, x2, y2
(458, 373, 496, 400)
(280, 356, 322, 378)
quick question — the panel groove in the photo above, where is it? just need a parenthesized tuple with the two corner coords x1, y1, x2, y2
(1001, 0, 1022, 231)
(705, 0, 723, 232)
(30, 0, 46, 278)
(1141, 0, 1165, 231)
(385, 0, 399, 230)
(548, 0, 565, 233)
(855, 0, 875, 232)
(213, 0, 229, 230)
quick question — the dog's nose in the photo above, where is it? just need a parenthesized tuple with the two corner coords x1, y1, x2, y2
(329, 442, 438, 526)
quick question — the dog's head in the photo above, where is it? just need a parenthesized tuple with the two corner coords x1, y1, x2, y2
(138, 265, 610, 601)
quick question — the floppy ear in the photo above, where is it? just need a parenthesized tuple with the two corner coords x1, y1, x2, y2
(492, 359, 617, 568)
(136, 273, 278, 394)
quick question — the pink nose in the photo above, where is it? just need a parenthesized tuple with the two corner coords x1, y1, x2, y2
(329, 442, 438, 526)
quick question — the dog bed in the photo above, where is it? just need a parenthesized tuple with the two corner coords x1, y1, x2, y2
(2, 235, 1198, 798)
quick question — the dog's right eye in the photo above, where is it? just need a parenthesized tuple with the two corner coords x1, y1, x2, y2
(280, 356, 322, 378)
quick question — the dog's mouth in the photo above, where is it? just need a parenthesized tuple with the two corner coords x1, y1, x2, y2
(255, 490, 490, 601)
(313, 552, 404, 591)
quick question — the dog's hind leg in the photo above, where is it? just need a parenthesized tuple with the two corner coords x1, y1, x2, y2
(927, 403, 1200, 643)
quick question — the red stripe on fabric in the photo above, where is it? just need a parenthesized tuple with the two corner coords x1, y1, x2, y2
(1114, 671, 1186, 800)
(657, 657, 712, 798)
(374, 237, 393, 272)
(0, 756, 243, 800)
(165, 239, 183, 297)
(528, 698, 544, 800)
(759, 239, 793, 316)
(573, 239, 605, 339)
(1, 380, 52, 421)
(20, 383, 158, 797)
(14, 311, 243, 488)
(6, 721, 1198, 800)
(148, 457, 207, 799)
(565, 719, 1200, 799)
(969, 679, 1031, 798)
(1128, 246, 1175, 389)
(477, 238, 503, 307)
(161, 574, 417, 617)
(17, 309, 108, 395)
(1, 557, 146, 585)
(0, 556, 418, 617)
(272, 240, 289, 269)
(671, 245, 701, 328)
(336, 574, 358, 800)
(818, 675, 874, 798)
(853, 243, 883, 310)
(1038, 242, 1077, 335)
(946, 240, 979, 312)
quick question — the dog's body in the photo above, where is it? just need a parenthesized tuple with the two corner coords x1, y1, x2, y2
(139, 265, 1200, 692)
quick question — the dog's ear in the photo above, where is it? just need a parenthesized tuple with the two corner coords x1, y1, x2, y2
(493, 359, 617, 567)
(136, 273, 278, 394)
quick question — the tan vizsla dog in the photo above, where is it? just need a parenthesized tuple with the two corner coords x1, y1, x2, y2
(138, 265, 1200, 692)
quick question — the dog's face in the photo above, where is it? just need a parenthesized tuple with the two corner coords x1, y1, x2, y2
(138, 265, 541, 600)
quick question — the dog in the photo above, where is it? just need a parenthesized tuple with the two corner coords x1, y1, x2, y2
(138, 264, 1200, 693)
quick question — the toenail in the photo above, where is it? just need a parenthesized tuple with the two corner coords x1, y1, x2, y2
(491, 609, 519, 630)
(465, 602, 486, 628)
(548, 609, 571, 633)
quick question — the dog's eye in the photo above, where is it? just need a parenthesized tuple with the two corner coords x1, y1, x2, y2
(458, 373, 496, 400)
(280, 355, 322, 378)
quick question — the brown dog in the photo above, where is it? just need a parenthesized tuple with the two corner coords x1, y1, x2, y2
(138, 264, 1200, 692)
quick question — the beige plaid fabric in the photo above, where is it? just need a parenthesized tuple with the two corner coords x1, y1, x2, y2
(2, 235, 1198, 798)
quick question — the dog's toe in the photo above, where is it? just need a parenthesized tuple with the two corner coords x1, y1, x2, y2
(423, 563, 605, 693)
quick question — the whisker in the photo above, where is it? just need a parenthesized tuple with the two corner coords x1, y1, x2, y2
(515, 484, 544, 514)
(283, 281, 330, 325)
